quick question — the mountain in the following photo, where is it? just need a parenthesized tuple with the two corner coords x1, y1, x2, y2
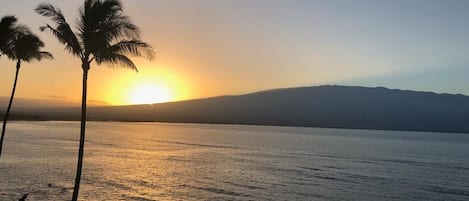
(0, 96, 76, 108)
(3, 85, 469, 133)
(0, 96, 107, 108)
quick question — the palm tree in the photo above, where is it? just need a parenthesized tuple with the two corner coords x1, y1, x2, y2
(35, 0, 154, 200)
(0, 15, 19, 157)
(0, 30, 53, 158)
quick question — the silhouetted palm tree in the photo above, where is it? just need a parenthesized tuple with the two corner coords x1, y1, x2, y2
(0, 30, 53, 158)
(0, 15, 19, 157)
(35, 0, 154, 200)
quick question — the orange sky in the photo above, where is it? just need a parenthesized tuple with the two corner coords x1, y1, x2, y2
(1, 0, 469, 105)
(1, 0, 323, 105)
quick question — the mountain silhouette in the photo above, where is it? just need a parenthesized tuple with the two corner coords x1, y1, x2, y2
(3, 85, 469, 133)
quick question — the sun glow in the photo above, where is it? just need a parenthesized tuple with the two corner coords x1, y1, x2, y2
(130, 83, 171, 104)
(99, 65, 191, 105)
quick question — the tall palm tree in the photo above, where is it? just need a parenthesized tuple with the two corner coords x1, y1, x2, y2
(0, 31, 53, 158)
(0, 15, 19, 157)
(35, 0, 154, 200)
(0, 15, 20, 158)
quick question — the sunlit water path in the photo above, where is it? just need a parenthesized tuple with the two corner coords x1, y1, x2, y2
(0, 121, 468, 200)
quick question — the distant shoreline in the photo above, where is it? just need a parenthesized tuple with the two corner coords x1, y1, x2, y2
(5, 119, 469, 135)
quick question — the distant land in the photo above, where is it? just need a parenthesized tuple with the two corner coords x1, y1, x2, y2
(0, 96, 106, 108)
(1, 85, 469, 134)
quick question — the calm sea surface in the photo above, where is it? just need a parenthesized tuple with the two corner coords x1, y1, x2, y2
(0, 121, 468, 201)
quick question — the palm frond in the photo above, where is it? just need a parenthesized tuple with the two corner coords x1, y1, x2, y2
(100, 12, 140, 39)
(0, 15, 21, 54)
(0, 15, 17, 27)
(36, 0, 153, 71)
(106, 39, 154, 59)
(35, 3, 82, 57)
(24, 51, 53, 62)
(0, 16, 18, 39)
(3, 31, 53, 62)
(39, 24, 80, 55)
(35, 51, 54, 61)
(95, 53, 138, 72)
(79, 0, 141, 56)
(34, 4, 66, 22)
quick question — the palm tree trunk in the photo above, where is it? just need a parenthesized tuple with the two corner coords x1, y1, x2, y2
(0, 60, 21, 158)
(72, 67, 88, 201)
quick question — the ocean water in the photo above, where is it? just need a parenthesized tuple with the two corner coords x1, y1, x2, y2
(0, 121, 468, 201)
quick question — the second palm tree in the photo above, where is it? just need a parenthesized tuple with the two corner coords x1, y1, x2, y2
(0, 19, 53, 158)
(35, 0, 154, 200)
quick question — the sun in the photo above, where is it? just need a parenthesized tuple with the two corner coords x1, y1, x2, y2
(130, 84, 172, 105)
(102, 66, 190, 105)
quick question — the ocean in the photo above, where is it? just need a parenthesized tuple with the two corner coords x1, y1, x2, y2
(0, 121, 468, 200)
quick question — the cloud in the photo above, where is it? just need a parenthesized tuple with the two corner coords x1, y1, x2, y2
(89, 100, 110, 105)
(48, 95, 69, 99)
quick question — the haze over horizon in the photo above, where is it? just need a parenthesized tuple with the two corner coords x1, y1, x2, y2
(2, 84, 469, 109)
(1, 0, 469, 105)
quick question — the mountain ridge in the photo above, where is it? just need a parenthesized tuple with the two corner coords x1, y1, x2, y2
(2, 85, 469, 133)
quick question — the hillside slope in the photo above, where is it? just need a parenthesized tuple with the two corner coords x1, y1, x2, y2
(4, 85, 469, 133)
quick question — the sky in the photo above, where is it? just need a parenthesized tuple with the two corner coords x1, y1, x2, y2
(1, 0, 469, 105)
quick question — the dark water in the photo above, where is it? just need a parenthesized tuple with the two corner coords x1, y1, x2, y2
(0, 121, 468, 200)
